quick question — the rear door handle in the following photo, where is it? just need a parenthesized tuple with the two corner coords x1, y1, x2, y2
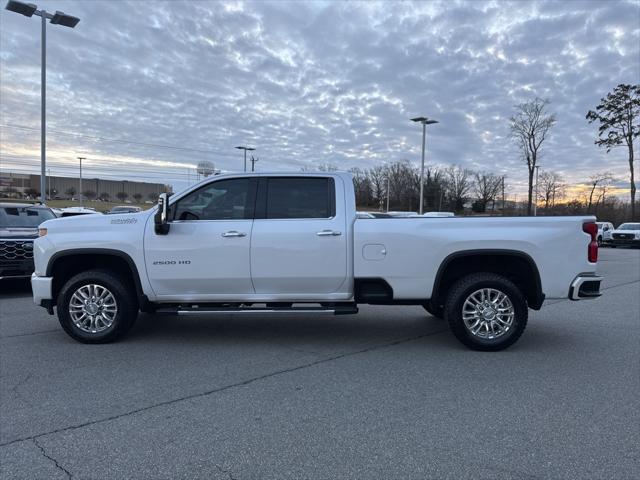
(316, 230, 342, 236)
(222, 230, 247, 238)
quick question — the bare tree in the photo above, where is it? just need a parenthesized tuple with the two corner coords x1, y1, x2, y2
(24, 187, 39, 198)
(586, 172, 614, 212)
(367, 165, 388, 210)
(510, 98, 556, 215)
(473, 172, 502, 212)
(586, 84, 639, 220)
(82, 190, 97, 201)
(446, 165, 472, 212)
(317, 163, 338, 172)
(350, 167, 373, 207)
(537, 171, 566, 210)
(133, 193, 143, 203)
(387, 161, 420, 210)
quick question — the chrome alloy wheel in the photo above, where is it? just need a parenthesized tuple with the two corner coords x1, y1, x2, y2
(69, 284, 118, 334)
(462, 288, 515, 339)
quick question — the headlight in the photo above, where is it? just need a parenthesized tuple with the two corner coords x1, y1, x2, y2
(635, 233, 640, 239)
(38, 228, 47, 237)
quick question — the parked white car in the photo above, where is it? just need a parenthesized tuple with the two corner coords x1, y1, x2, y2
(609, 222, 640, 248)
(387, 211, 418, 217)
(31, 172, 602, 351)
(596, 222, 614, 246)
(59, 207, 101, 218)
(356, 211, 376, 219)
(423, 211, 455, 218)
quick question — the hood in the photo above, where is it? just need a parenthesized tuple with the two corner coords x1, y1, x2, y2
(41, 209, 152, 232)
(0, 226, 39, 239)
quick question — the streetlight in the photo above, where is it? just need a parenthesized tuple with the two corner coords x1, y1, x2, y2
(410, 116, 439, 214)
(4, 1, 80, 205)
(77, 156, 85, 207)
(235, 146, 255, 172)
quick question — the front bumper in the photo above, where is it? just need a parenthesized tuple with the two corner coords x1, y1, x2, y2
(569, 274, 603, 300)
(31, 273, 53, 305)
(609, 238, 640, 246)
(0, 258, 34, 280)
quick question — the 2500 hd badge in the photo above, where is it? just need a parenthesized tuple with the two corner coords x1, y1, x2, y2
(152, 260, 191, 265)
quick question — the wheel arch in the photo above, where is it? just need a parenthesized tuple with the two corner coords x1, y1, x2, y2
(47, 249, 144, 308)
(431, 249, 544, 311)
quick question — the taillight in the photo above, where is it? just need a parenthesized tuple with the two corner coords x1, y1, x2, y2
(583, 222, 598, 263)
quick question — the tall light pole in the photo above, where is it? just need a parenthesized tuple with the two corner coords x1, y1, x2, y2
(250, 155, 258, 172)
(534, 165, 540, 216)
(77, 156, 85, 207)
(410, 116, 439, 215)
(235, 146, 255, 172)
(5, 1, 80, 205)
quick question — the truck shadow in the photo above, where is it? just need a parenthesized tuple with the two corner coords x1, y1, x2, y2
(127, 308, 450, 348)
(0, 279, 32, 299)
(125, 310, 568, 353)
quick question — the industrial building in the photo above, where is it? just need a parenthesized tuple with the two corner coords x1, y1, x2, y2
(0, 172, 170, 200)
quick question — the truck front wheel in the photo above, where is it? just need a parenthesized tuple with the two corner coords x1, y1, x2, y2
(444, 273, 528, 351)
(57, 270, 139, 344)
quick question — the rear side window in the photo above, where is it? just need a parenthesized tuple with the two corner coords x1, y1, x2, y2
(264, 177, 335, 219)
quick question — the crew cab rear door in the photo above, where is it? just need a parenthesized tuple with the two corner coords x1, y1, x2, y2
(250, 176, 348, 296)
(144, 177, 257, 298)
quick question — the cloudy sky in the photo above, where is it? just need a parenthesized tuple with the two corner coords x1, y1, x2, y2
(1, 0, 638, 194)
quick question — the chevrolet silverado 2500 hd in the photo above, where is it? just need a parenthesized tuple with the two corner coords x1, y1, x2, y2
(31, 172, 602, 351)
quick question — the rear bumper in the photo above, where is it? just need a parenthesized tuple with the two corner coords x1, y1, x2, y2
(31, 273, 53, 305)
(569, 274, 602, 300)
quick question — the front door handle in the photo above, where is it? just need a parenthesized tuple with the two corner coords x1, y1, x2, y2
(316, 230, 342, 236)
(222, 230, 247, 238)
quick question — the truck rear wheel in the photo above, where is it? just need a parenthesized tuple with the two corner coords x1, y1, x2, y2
(56, 270, 139, 344)
(444, 273, 527, 351)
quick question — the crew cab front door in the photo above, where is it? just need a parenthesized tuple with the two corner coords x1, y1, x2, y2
(144, 177, 257, 299)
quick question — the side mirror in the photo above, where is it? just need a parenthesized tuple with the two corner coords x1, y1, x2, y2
(154, 193, 171, 235)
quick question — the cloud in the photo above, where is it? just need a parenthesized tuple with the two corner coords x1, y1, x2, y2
(1, 0, 638, 194)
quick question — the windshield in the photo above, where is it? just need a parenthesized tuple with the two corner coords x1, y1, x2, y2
(618, 223, 640, 230)
(0, 206, 55, 228)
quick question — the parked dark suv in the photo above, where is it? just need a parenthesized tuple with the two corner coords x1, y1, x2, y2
(0, 203, 56, 279)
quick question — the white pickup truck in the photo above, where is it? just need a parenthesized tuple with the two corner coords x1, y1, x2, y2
(31, 172, 602, 351)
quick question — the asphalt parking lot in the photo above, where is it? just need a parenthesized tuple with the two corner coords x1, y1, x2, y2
(1, 248, 639, 479)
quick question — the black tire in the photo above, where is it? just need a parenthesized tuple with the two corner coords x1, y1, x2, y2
(444, 273, 528, 351)
(422, 303, 444, 319)
(57, 270, 139, 344)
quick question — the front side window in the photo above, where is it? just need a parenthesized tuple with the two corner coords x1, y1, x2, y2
(173, 178, 254, 221)
(265, 177, 334, 219)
